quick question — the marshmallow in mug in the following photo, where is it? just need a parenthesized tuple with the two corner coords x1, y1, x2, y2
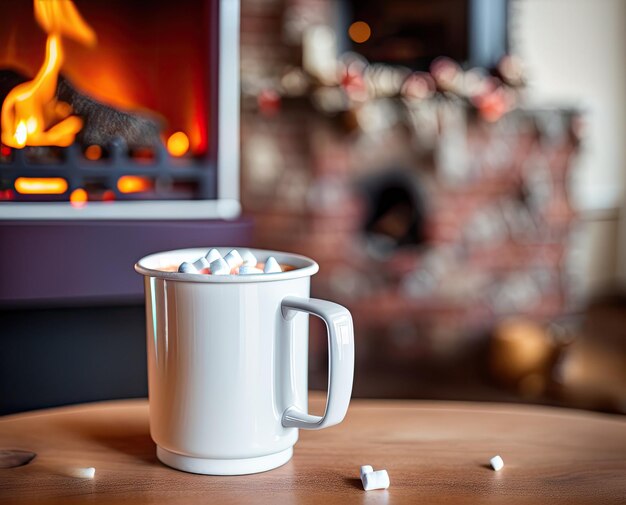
(177, 249, 284, 276)
(224, 249, 244, 269)
(209, 257, 230, 276)
(193, 257, 210, 271)
(239, 266, 263, 275)
(264, 256, 281, 273)
(178, 262, 197, 273)
(205, 248, 223, 263)
(241, 250, 258, 267)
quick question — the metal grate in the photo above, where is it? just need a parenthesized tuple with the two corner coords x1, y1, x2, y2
(0, 139, 216, 202)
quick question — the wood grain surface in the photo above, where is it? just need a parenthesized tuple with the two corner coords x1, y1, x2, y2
(1, 393, 625, 504)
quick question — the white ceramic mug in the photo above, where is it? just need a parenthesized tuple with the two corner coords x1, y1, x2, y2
(134, 248, 355, 475)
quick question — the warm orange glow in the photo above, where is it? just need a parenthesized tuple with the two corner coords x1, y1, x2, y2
(84, 144, 102, 160)
(131, 147, 155, 161)
(103, 190, 116, 202)
(14, 177, 68, 194)
(167, 132, 190, 157)
(0, 189, 15, 200)
(117, 176, 152, 194)
(1, 0, 96, 148)
(348, 21, 371, 44)
(69, 188, 88, 207)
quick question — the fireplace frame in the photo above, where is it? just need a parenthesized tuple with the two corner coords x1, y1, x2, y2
(0, 0, 240, 220)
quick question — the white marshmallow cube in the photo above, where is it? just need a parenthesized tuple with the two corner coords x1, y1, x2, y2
(241, 250, 258, 267)
(239, 266, 263, 275)
(360, 465, 373, 480)
(264, 256, 282, 273)
(224, 249, 244, 269)
(68, 467, 96, 479)
(362, 470, 390, 491)
(210, 257, 230, 275)
(192, 257, 211, 271)
(490, 455, 504, 471)
(205, 248, 222, 263)
(178, 262, 197, 273)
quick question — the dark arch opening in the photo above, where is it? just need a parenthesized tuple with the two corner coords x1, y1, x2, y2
(357, 169, 427, 257)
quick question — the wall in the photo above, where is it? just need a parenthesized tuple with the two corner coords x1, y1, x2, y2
(511, 0, 626, 294)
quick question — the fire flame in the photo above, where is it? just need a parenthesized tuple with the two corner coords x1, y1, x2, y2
(1, 0, 96, 148)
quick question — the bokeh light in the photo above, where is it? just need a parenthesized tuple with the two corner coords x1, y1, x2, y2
(84, 145, 102, 160)
(70, 188, 88, 208)
(167, 132, 190, 157)
(117, 176, 152, 194)
(14, 177, 67, 194)
(348, 21, 371, 44)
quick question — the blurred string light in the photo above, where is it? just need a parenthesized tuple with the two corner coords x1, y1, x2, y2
(257, 89, 281, 117)
(348, 21, 371, 44)
(280, 67, 309, 96)
(401, 72, 436, 100)
(246, 37, 523, 131)
(312, 87, 350, 113)
(356, 99, 399, 133)
(365, 64, 411, 98)
(462, 69, 490, 97)
(339, 53, 369, 101)
(303, 25, 338, 85)
(498, 55, 525, 87)
(430, 57, 464, 93)
(471, 84, 513, 122)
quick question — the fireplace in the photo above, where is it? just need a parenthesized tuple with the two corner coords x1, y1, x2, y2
(0, 0, 247, 306)
(0, 0, 250, 415)
(0, 0, 240, 219)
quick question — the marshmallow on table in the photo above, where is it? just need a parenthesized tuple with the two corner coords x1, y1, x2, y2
(362, 469, 390, 491)
(360, 465, 373, 480)
(490, 455, 504, 471)
(264, 256, 281, 273)
(241, 250, 258, 267)
(239, 266, 263, 275)
(68, 467, 95, 479)
(210, 257, 230, 275)
(205, 248, 222, 263)
(224, 249, 244, 269)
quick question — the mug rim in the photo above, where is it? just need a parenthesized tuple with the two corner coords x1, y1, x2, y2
(135, 247, 320, 283)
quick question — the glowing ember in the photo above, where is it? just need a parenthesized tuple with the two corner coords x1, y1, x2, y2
(70, 188, 88, 207)
(1, 0, 96, 148)
(14, 177, 68, 194)
(167, 132, 190, 157)
(84, 144, 102, 160)
(117, 176, 152, 194)
(102, 190, 116, 202)
(0, 189, 15, 200)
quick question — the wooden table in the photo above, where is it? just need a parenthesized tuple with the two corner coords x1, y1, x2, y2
(1, 393, 625, 504)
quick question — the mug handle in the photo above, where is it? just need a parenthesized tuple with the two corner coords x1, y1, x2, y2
(280, 296, 355, 430)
